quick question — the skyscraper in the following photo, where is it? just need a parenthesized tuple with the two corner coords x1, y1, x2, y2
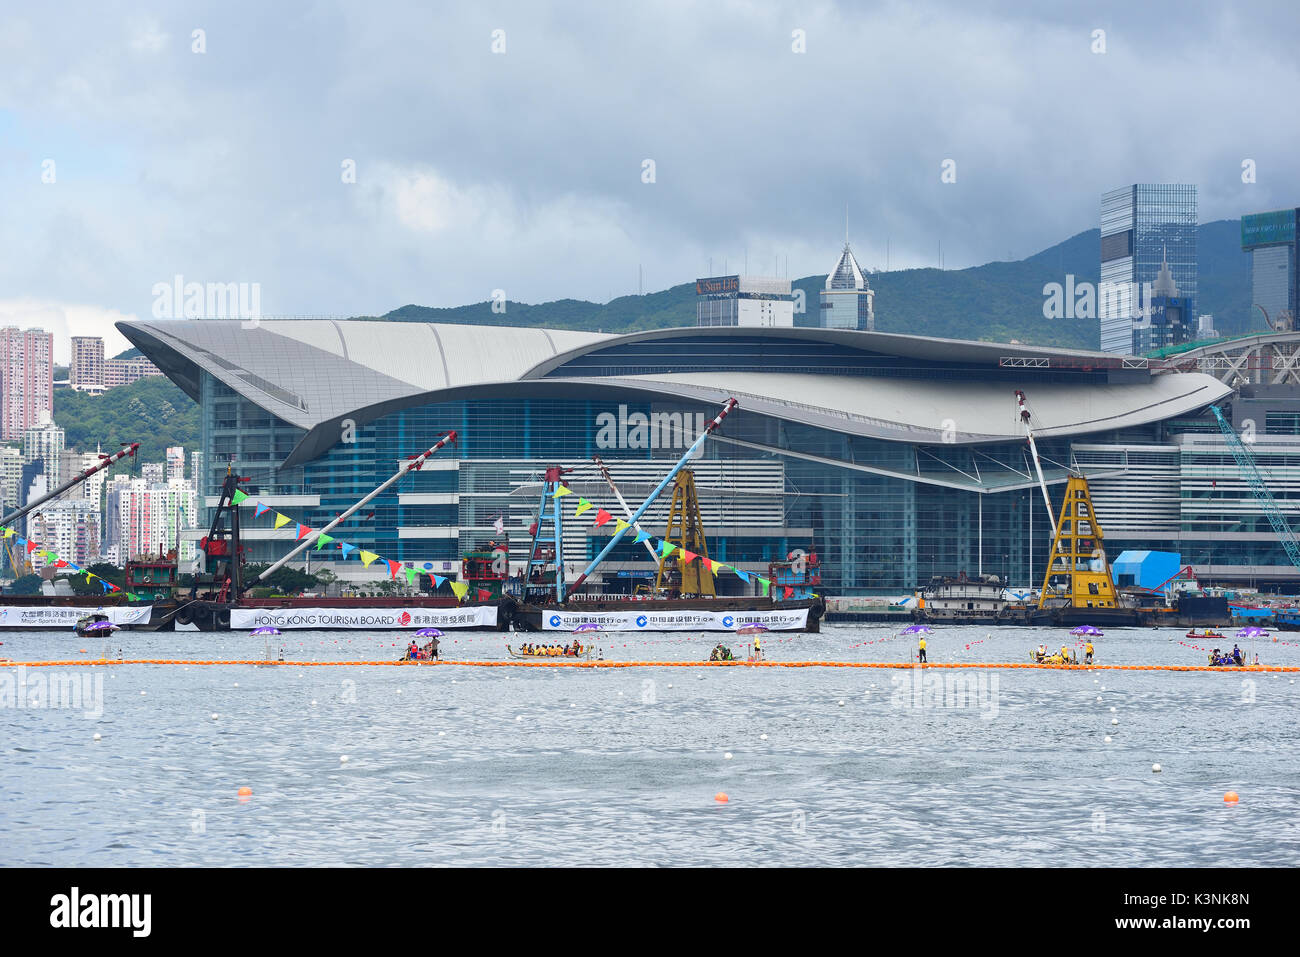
(22, 413, 65, 487)
(1099, 184, 1198, 354)
(70, 336, 106, 392)
(819, 243, 874, 330)
(1241, 207, 1299, 332)
(0, 327, 54, 441)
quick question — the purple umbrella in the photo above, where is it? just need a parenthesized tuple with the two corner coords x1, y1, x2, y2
(415, 628, 444, 639)
(572, 623, 603, 633)
(250, 626, 281, 636)
(83, 620, 118, 632)
(736, 623, 769, 636)
(900, 624, 932, 635)
(1235, 627, 1268, 639)
(1071, 625, 1103, 637)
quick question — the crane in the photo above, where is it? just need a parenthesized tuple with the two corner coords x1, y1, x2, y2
(1209, 405, 1300, 569)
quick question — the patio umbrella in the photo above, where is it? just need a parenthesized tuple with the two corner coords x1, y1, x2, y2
(414, 628, 444, 639)
(735, 623, 770, 636)
(900, 624, 932, 635)
(83, 620, 118, 632)
(1235, 627, 1268, 638)
(1071, 625, 1103, 637)
(250, 626, 281, 636)
(572, 623, 603, 633)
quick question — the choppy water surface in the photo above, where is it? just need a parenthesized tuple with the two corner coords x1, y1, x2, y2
(2, 625, 1298, 866)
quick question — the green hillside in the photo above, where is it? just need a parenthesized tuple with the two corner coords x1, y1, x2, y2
(53, 376, 200, 465)
(372, 220, 1254, 349)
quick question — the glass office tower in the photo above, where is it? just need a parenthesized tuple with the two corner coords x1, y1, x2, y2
(1241, 208, 1299, 332)
(1100, 184, 1198, 354)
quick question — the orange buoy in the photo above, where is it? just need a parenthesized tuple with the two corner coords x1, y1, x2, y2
(1224, 791, 1239, 804)
(714, 792, 729, 803)
(237, 786, 252, 797)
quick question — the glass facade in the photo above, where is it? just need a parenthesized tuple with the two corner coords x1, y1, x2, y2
(1242, 210, 1299, 331)
(1100, 184, 1198, 355)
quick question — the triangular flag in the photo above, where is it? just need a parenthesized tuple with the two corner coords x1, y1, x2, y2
(614, 519, 631, 534)
(428, 573, 440, 589)
(433, 575, 447, 588)
(404, 567, 418, 585)
(552, 485, 572, 498)
(634, 529, 651, 544)
(296, 524, 312, 540)
(360, 550, 379, 567)
(274, 513, 291, 529)
(659, 540, 677, 557)
(231, 489, 249, 505)
(783, 586, 794, 599)
(735, 568, 751, 584)
(759, 578, 770, 597)
(477, 588, 492, 600)
(339, 543, 356, 559)
(314, 533, 334, 551)
(594, 509, 612, 527)
(25, 541, 37, 553)
(255, 503, 271, 517)
(100, 580, 111, 593)
(574, 499, 593, 517)
(1, 528, 12, 538)
(450, 581, 469, 600)
(386, 560, 402, 578)
(679, 549, 698, 563)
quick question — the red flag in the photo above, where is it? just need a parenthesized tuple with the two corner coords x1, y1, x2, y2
(477, 588, 491, 600)
(386, 560, 401, 578)
(296, 524, 312, 540)
(680, 549, 698, 563)
(594, 509, 612, 527)
(783, 586, 794, 599)
(25, 541, 37, 553)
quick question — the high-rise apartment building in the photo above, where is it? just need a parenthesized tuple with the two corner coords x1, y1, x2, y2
(103, 475, 197, 564)
(22, 414, 65, 487)
(70, 336, 106, 392)
(0, 327, 54, 441)
(1099, 184, 1198, 355)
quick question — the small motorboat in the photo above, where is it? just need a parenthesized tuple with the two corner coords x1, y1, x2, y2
(1186, 629, 1226, 641)
(75, 614, 118, 639)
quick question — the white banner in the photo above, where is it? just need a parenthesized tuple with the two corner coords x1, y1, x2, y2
(230, 605, 498, 630)
(0, 605, 154, 628)
(541, 607, 809, 632)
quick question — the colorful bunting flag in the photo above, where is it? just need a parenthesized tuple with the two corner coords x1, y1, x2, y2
(783, 586, 794, 600)
(679, 549, 697, 563)
(274, 513, 291, 529)
(477, 588, 492, 600)
(339, 543, 356, 560)
(574, 499, 593, 517)
(735, 568, 751, 584)
(594, 509, 611, 527)
(614, 519, 631, 534)
(450, 581, 469, 600)
(553, 485, 572, 498)
(404, 567, 418, 586)
(386, 560, 402, 578)
(255, 503, 271, 517)
(759, 578, 771, 597)
(433, 574, 446, 588)
(231, 489, 249, 505)
(296, 524, 312, 541)
(359, 550, 379, 567)
(659, 540, 677, 557)
(633, 529, 651, 544)
(314, 533, 334, 551)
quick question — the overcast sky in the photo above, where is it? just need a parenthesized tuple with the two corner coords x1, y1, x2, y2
(2, 0, 1297, 360)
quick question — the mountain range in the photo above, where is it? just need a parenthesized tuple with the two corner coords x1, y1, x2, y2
(373, 220, 1255, 351)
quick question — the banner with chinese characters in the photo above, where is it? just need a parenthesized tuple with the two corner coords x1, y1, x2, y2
(229, 605, 497, 630)
(539, 607, 809, 632)
(0, 605, 154, 628)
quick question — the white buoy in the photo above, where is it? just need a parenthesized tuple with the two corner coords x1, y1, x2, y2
(1096, 696, 1102, 702)
(570, 703, 576, 707)
(618, 691, 624, 696)
(1109, 707, 1116, 713)
(1104, 735, 1112, 743)
(1111, 718, 1119, 725)
(515, 716, 522, 722)
(1152, 763, 1162, 773)
(666, 683, 673, 688)
(310, 699, 317, 706)
(724, 752, 733, 760)
(395, 689, 402, 695)
(760, 734, 768, 740)
(438, 730, 446, 736)
(211, 713, 219, 721)
(93, 733, 102, 741)
(139, 690, 146, 696)
(233, 682, 239, 688)
(838, 699, 845, 706)
(339, 755, 349, 763)
(1100, 686, 1106, 691)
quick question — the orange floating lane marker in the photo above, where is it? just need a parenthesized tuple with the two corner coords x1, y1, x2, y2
(1224, 791, 1240, 804)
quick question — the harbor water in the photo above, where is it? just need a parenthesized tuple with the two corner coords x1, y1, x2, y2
(2, 624, 1298, 867)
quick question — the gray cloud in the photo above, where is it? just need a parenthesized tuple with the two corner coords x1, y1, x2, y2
(0, 0, 1296, 329)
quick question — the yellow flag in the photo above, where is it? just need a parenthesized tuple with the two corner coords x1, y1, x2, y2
(615, 519, 630, 534)
(360, 550, 379, 567)
(574, 500, 593, 517)
(1, 527, 13, 538)
(274, 513, 291, 529)
(450, 580, 469, 600)
(553, 485, 572, 498)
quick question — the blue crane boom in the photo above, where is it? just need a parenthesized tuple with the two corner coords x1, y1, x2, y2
(1210, 405, 1300, 569)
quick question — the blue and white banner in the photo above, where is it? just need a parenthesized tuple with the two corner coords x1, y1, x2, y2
(541, 607, 809, 632)
(0, 605, 154, 628)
